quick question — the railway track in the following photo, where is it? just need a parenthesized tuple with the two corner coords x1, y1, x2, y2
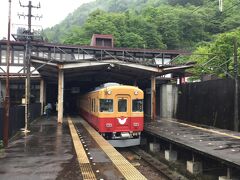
(70, 116, 188, 179)
(118, 147, 188, 180)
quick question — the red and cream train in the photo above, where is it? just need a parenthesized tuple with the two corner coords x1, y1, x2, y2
(78, 83, 144, 147)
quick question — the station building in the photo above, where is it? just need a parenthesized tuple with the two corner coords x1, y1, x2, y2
(0, 34, 193, 122)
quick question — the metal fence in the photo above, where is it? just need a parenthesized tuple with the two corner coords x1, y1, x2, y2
(0, 103, 41, 140)
(176, 79, 239, 130)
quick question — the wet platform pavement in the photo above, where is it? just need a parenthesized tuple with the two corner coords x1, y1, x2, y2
(0, 116, 82, 180)
(0, 116, 146, 180)
(68, 117, 125, 180)
(144, 118, 240, 168)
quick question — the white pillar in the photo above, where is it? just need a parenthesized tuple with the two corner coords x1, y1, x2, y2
(165, 150, 177, 161)
(149, 143, 160, 153)
(40, 79, 46, 115)
(58, 69, 64, 123)
(151, 75, 156, 121)
(187, 161, 202, 174)
(219, 168, 238, 180)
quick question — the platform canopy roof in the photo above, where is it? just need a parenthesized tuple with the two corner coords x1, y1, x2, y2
(31, 55, 194, 86)
(0, 40, 194, 87)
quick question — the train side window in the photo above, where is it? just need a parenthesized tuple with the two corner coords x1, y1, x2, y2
(100, 99, 113, 112)
(132, 99, 143, 112)
(118, 99, 127, 112)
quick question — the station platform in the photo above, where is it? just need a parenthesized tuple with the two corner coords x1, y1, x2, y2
(144, 118, 240, 168)
(0, 116, 146, 180)
(0, 116, 82, 180)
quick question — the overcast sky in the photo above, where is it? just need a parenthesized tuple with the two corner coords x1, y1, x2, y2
(0, 0, 93, 39)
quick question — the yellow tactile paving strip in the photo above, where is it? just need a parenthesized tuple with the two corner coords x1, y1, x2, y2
(68, 118, 97, 180)
(79, 118, 147, 180)
(164, 118, 240, 140)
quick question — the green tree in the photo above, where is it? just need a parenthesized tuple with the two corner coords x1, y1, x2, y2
(189, 29, 240, 79)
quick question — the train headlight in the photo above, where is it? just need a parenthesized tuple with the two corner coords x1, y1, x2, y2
(133, 123, 139, 127)
(107, 90, 112, 95)
(134, 91, 138, 95)
(106, 123, 112, 128)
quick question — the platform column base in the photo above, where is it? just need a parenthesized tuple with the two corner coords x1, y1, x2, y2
(149, 143, 160, 153)
(140, 138, 147, 146)
(164, 150, 177, 161)
(187, 161, 202, 174)
(219, 176, 238, 180)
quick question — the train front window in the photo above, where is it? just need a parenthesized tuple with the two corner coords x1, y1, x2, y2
(118, 99, 127, 112)
(132, 99, 143, 112)
(100, 99, 113, 112)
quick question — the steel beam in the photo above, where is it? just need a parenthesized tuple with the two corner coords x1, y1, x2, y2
(3, 0, 11, 147)
(234, 38, 239, 131)
(151, 75, 156, 121)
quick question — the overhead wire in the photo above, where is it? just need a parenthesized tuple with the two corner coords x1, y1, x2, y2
(191, 0, 217, 14)
(207, 1, 240, 23)
(175, 1, 240, 78)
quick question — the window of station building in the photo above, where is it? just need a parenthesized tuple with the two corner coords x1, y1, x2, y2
(1, 50, 6, 63)
(74, 53, 81, 60)
(118, 99, 127, 112)
(9, 84, 18, 89)
(31, 51, 37, 56)
(51, 53, 61, 60)
(132, 99, 143, 112)
(13, 51, 24, 64)
(38, 52, 49, 58)
(100, 99, 113, 112)
(1, 50, 11, 63)
(62, 53, 72, 61)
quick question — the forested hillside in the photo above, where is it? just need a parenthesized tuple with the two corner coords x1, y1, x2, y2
(43, 0, 240, 78)
(44, 0, 240, 49)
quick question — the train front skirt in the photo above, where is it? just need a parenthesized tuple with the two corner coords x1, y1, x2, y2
(108, 137, 140, 147)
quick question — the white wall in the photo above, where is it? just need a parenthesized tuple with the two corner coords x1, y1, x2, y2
(160, 84, 178, 118)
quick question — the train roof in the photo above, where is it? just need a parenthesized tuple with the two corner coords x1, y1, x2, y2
(94, 82, 120, 90)
(93, 83, 142, 92)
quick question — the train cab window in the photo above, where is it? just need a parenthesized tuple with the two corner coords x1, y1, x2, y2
(132, 99, 143, 112)
(94, 99, 96, 112)
(91, 99, 94, 112)
(118, 99, 127, 112)
(100, 99, 113, 112)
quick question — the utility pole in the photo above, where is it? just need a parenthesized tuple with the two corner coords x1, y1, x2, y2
(3, 0, 12, 147)
(18, 1, 41, 132)
(233, 37, 239, 131)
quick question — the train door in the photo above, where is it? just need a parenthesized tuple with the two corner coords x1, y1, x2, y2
(115, 95, 131, 131)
